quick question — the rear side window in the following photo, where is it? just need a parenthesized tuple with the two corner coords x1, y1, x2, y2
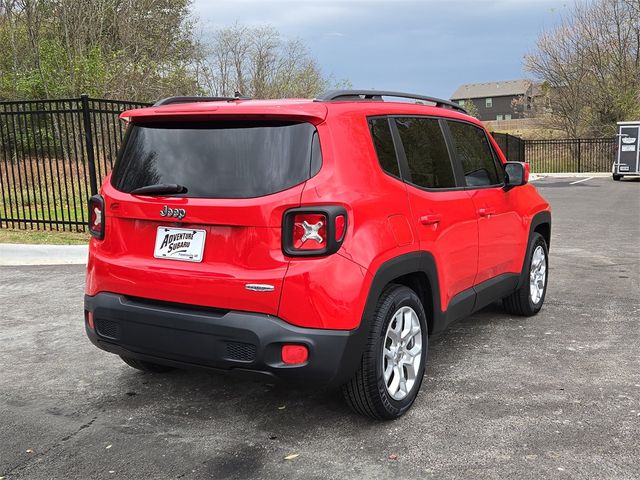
(446, 121, 501, 187)
(368, 117, 400, 177)
(112, 121, 320, 198)
(395, 117, 456, 189)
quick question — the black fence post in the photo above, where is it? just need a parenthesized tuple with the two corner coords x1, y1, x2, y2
(577, 138, 582, 173)
(505, 134, 510, 160)
(81, 94, 98, 195)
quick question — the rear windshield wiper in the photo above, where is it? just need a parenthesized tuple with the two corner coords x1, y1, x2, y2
(130, 184, 188, 195)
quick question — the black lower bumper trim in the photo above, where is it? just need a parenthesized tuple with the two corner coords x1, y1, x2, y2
(84, 293, 364, 388)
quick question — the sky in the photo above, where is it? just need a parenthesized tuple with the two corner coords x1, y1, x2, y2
(192, 0, 571, 99)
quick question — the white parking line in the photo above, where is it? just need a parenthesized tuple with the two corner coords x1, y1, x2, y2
(569, 176, 593, 185)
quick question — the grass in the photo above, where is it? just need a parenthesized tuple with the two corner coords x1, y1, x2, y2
(1, 157, 91, 235)
(0, 227, 89, 245)
(0, 228, 90, 245)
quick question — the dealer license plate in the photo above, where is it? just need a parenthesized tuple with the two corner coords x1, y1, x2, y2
(154, 227, 206, 262)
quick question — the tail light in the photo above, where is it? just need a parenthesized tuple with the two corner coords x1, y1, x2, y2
(88, 194, 105, 239)
(282, 206, 347, 257)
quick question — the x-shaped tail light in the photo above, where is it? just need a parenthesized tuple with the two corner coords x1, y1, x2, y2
(300, 220, 325, 243)
(283, 206, 347, 257)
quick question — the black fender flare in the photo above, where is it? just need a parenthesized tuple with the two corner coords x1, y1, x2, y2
(333, 252, 443, 386)
(517, 210, 552, 288)
(360, 252, 442, 330)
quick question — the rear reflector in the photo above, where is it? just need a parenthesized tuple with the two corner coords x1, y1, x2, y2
(335, 214, 346, 241)
(281, 344, 309, 365)
(85, 310, 95, 330)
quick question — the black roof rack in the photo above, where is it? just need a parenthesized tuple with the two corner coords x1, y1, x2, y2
(153, 94, 250, 107)
(315, 89, 467, 114)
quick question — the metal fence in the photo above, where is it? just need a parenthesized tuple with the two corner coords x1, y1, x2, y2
(0, 96, 621, 232)
(524, 138, 616, 173)
(0, 96, 150, 231)
(492, 133, 525, 163)
(492, 134, 616, 173)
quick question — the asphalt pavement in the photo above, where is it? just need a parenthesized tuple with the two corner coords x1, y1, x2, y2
(0, 176, 638, 479)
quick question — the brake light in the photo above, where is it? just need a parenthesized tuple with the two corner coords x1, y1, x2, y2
(282, 206, 347, 257)
(88, 194, 105, 239)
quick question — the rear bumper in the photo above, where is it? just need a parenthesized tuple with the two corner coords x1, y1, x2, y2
(84, 293, 364, 388)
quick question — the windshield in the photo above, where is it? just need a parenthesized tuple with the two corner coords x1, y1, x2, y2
(111, 120, 321, 198)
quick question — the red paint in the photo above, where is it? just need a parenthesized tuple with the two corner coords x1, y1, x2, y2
(387, 215, 414, 246)
(87, 97, 550, 332)
(406, 186, 479, 308)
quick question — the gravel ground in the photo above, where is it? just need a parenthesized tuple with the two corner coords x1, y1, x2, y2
(0, 176, 638, 479)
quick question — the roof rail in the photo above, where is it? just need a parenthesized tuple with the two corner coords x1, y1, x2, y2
(315, 89, 467, 114)
(153, 94, 250, 107)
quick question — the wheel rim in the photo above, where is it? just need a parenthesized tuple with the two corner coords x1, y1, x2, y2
(529, 245, 546, 304)
(382, 306, 423, 401)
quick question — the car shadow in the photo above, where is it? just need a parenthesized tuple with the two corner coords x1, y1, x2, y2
(101, 301, 517, 427)
(81, 300, 529, 475)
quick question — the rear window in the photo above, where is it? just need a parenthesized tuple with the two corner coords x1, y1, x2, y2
(368, 117, 400, 177)
(112, 121, 321, 198)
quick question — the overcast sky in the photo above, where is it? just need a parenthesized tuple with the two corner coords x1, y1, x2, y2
(192, 0, 570, 99)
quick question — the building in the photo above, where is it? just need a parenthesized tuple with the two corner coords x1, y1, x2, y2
(450, 80, 538, 122)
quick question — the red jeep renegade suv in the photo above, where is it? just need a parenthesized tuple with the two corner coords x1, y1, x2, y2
(85, 90, 551, 419)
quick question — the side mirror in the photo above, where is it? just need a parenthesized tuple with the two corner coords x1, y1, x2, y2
(504, 162, 528, 189)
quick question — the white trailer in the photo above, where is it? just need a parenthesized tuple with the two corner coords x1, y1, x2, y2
(613, 121, 640, 180)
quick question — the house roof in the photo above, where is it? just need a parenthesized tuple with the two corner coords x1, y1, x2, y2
(450, 80, 532, 100)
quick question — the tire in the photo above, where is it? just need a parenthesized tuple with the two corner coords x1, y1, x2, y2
(342, 284, 428, 420)
(120, 355, 174, 373)
(503, 232, 549, 316)
(613, 174, 622, 181)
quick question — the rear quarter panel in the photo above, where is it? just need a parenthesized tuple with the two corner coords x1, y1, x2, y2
(278, 110, 418, 329)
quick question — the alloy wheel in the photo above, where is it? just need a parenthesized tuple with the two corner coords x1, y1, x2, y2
(382, 306, 423, 401)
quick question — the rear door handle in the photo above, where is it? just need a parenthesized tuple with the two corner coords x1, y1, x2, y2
(478, 208, 496, 217)
(420, 214, 443, 225)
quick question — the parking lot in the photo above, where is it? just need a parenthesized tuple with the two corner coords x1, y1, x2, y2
(1, 176, 638, 479)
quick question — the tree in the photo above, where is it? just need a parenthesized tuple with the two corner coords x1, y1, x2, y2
(0, 5, 346, 101)
(461, 98, 479, 118)
(0, 0, 201, 101)
(524, 0, 640, 137)
(197, 23, 335, 99)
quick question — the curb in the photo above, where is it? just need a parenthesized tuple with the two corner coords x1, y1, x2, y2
(0, 243, 88, 266)
(532, 172, 610, 178)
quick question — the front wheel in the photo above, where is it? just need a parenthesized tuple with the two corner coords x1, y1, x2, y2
(342, 284, 428, 420)
(613, 174, 622, 181)
(503, 232, 549, 316)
